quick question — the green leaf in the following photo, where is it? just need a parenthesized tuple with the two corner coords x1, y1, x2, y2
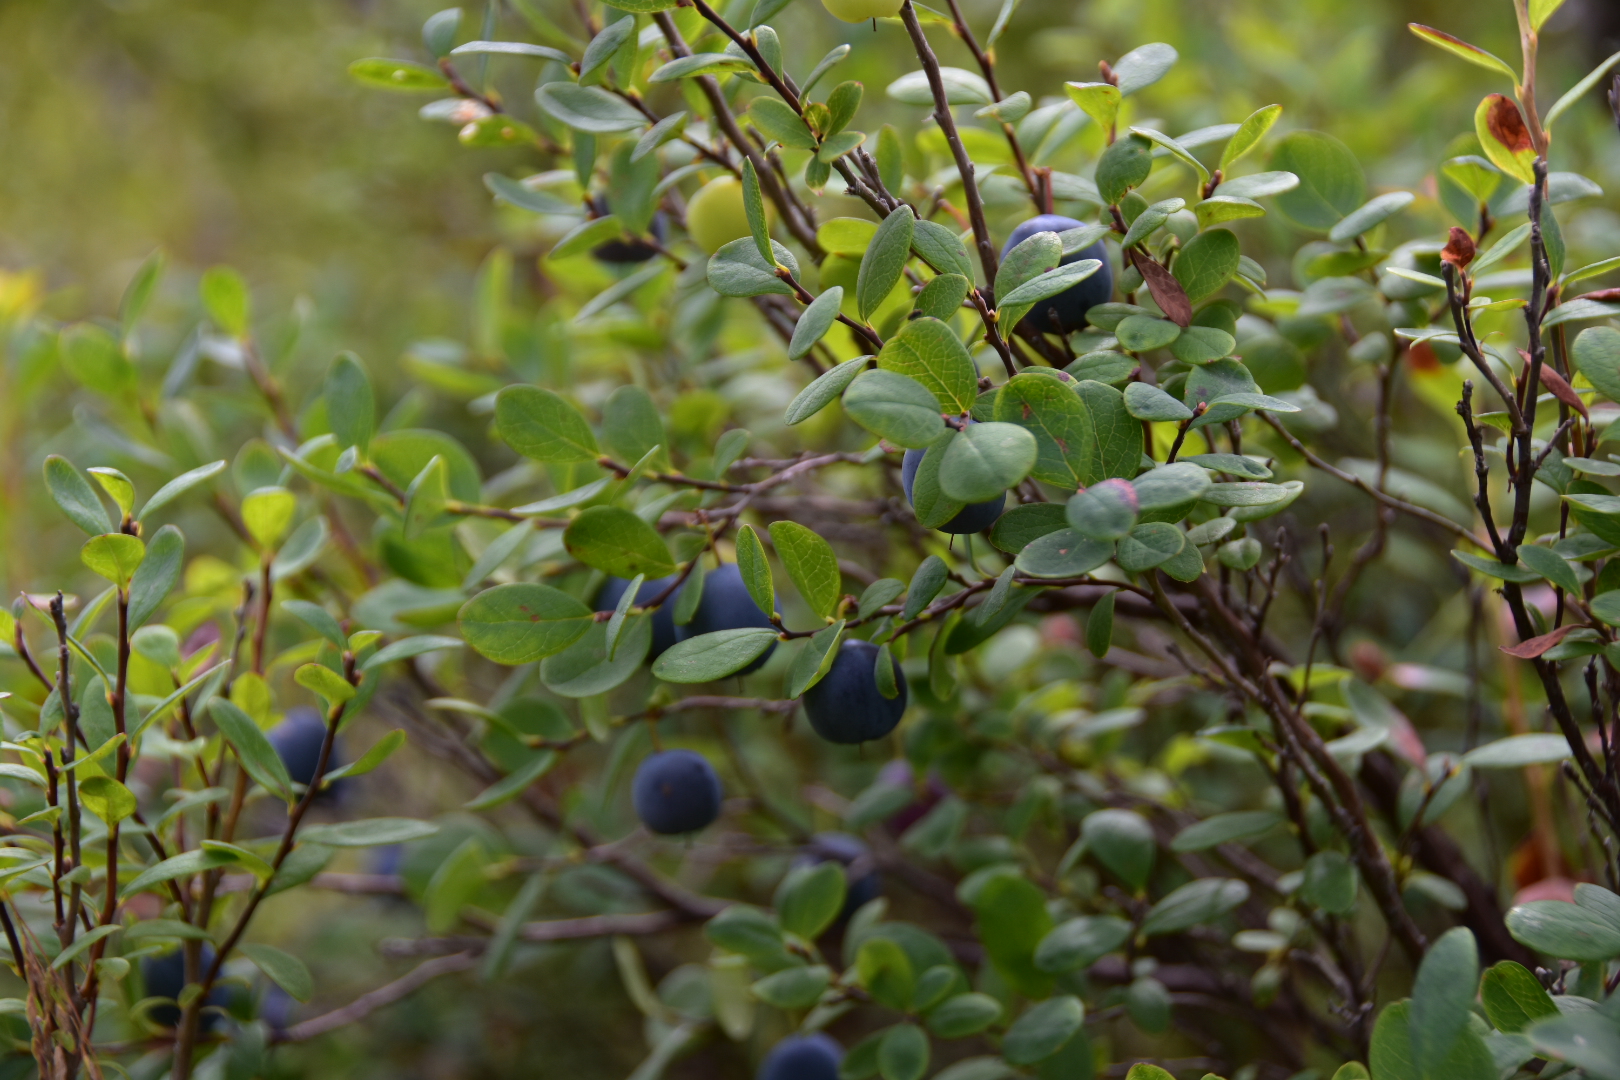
(1169, 326, 1236, 365)
(1410, 927, 1478, 1076)
(423, 836, 488, 932)
(45, 456, 112, 536)
(968, 874, 1053, 998)
(1113, 42, 1178, 95)
(240, 943, 313, 1003)
(1073, 380, 1142, 482)
(360, 634, 463, 672)
(787, 620, 845, 698)
(1452, 550, 1543, 584)
(912, 220, 974, 279)
(858, 938, 916, 1011)
(901, 557, 949, 620)
(496, 386, 599, 463)
(730, 528, 775, 621)
(1082, 809, 1154, 889)
(1573, 326, 1620, 403)
(996, 229, 1063, 303)
(939, 422, 1037, 504)
(1172, 229, 1241, 303)
(1527, 1011, 1620, 1079)
(652, 628, 779, 682)
(564, 506, 675, 579)
(1123, 382, 1192, 421)
(579, 15, 634, 85)
(137, 460, 226, 522)
(1506, 897, 1620, 961)
(739, 160, 775, 268)
(1141, 877, 1249, 936)
(1221, 104, 1283, 171)
(1086, 591, 1115, 657)
(283, 599, 346, 649)
(1407, 24, 1520, 82)
(326, 352, 376, 453)
(1115, 314, 1181, 352)
(81, 534, 145, 588)
(878, 1023, 929, 1080)
(1170, 810, 1280, 851)
(752, 965, 830, 1009)
(886, 66, 991, 106)
(790, 288, 845, 360)
(241, 487, 297, 549)
(1328, 192, 1416, 243)
(912, 274, 971, 322)
(787, 357, 866, 425)
(775, 860, 846, 939)
(707, 237, 801, 298)
(1301, 850, 1357, 914)
(125, 524, 182, 629)
(209, 698, 296, 800)
(1067, 479, 1140, 541)
(78, 776, 136, 824)
(859, 207, 916, 322)
(995, 374, 1096, 490)
(322, 729, 407, 784)
(1270, 131, 1366, 231)
(1014, 528, 1113, 578)
(1517, 544, 1581, 593)
(1095, 134, 1153, 205)
(1547, 48, 1620, 129)
(1035, 915, 1132, 973)
(926, 994, 1002, 1038)
(458, 583, 594, 664)
(843, 369, 947, 448)
(769, 521, 841, 619)
(877, 317, 978, 414)
(51, 925, 121, 971)
(1480, 960, 1559, 1034)
(534, 81, 646, 132)
(1463, 733, 1573, 768)
(298, 817, 440, 847)
(1002, 996, 1084, 1064)
(200, 265, 250, 336)
(1000, 259, 1102, 310)
(1063, 81, 1120, 131)
(87, 468, 134, 518)
(349, 57, 451, 91)
(1530, 0, 1568, 31)
(1196, 195, 1266, 229)
(295, 663, 354, 708)
(749, 96, 817, 149)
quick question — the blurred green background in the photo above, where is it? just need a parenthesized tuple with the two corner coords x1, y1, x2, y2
(2, 0, 1620, 1075)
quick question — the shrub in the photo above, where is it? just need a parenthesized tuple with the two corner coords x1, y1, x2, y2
(2, 0, 1620, 1077)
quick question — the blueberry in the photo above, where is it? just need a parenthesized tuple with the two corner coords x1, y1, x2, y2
(901, 447, 1006, 534)
(802, 639, 908, 745)
(268, 707, 341, 795)
(798, 832, 882, 916)
(759, 1033, 843, 1080)
(141, 944, 228, 1030)
(597, 575, 680, 661)
(1000, 214, 1114, 335)
(589, 195, 668, 264)
(674, 563, 778, 675)
(632, 749, 724, 834)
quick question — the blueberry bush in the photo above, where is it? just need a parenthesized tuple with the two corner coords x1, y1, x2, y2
(4, 0, 1620, 1077)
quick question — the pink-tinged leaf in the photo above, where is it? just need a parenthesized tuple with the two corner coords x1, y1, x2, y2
(1499, 624, 1577, 659)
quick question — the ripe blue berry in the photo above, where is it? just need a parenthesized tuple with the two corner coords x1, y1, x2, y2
(633, 749, 724, 834)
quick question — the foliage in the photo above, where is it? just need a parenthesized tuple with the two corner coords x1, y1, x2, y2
(3, 0, 1620, 1077)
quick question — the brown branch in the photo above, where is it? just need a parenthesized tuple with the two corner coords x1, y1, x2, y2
(274, 953, 477, 1043)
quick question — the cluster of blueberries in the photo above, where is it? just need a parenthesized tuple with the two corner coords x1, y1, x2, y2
(139, 708, 339, 1030)
(601, 565, 908, 836)
(142, 217, 1104, 1048)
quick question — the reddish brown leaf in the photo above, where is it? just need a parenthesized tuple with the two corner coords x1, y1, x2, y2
(1129, 249, 1192, 327)
(1441, 226, 1476, 269)
(1534, 362, 1589, 418)
(1486, 94, 1534, 154)
(1578, 287, 1620, 302)
(1500, 623, 1576, 659)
